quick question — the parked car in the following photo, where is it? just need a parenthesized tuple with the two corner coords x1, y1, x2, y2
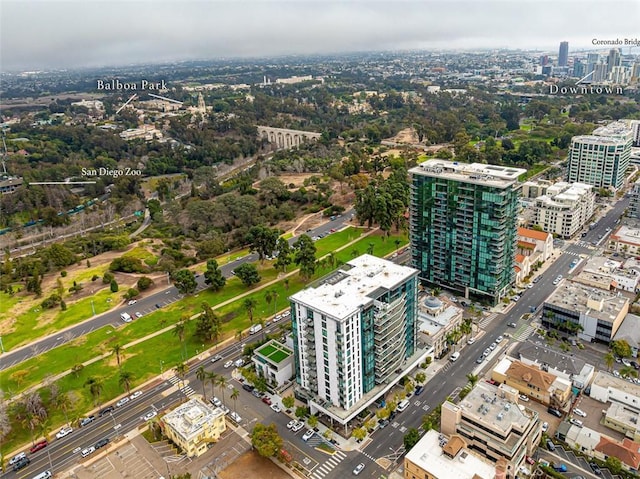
(81, 446, 96, 458)
(128, 299, 137, 305)
(155, 303, 161, 309)
(525, 456, 535, 465)
(573, 408, 587, 417)
(210, 354, 223, 363)
(99, 405, 115, 417)
(302, 429, 315, 441)
(130, 391, 143, 400)
(270, 403, 282, 413)
(142, 411, 157, 421)
(12, 456, 30, 471)
(541, 422, 549, 432)
(9, 452, 27, 465)
(211, 397, 222, 407)
(135, 311, 143, 318)
(569, 418, 583, 427)
(229, 411, 242, 423)
(353, 463, 365, 475)
(56, 426, 73, 439)
(262, 396, 272, 405)
(476, 356, 484, 364)
(415, 386, 424, 396)
(79, 416, 95, 427)
(94, 437, 110, 449)
(251, 389, 262, 398)
(242, 384, 254, 392)
(116, 397, 130, 407)
(235, 358, 245, 367)
(589, 462, 602, 475)
(286, 420, 296, 429)
(291, 421, 305, 432)
(553, 464, 567, 472)
(547, 407, 562, 418)
(224, 360, 234, 368)
(379, 419, 390, 428)
(546, 439, 556, 451)
(30, 439, 48, 453)
(467, 337, 475, 344)
(496, 335, 503, 342)
(518, 394, 529, 402)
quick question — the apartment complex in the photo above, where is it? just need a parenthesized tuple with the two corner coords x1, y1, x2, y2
(628, 178, 640, 219)
(409, 160, 525, 304)
(441, 381, 542, 475)
(542, 281, 629, 343)
(289, 254, 420, 425)
(567, 121, 633, 190)
(162, 398, 226, 458)
(404, 430, 498, 479)
(530, 182, 595, 238)
(608, 225, 640, 255)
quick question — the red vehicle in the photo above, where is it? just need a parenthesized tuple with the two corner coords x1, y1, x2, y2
(525, 456, 535, 465)
(30, 439, 48, 453)
(261, 396, 272, 405)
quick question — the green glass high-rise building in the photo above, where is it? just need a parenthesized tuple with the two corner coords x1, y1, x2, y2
(409, 160, 526, 304)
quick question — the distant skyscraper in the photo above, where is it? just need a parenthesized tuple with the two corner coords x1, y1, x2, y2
(572, 60, 585, 79)
(540, 55, 549, 66)
(608, 48, 621, 73)
(586, 53, 600, 78)
(409, 160, 525, 304)
(558, 41, 569, 67)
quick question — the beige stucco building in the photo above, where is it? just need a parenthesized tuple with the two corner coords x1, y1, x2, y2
(162, 397, 226, 457)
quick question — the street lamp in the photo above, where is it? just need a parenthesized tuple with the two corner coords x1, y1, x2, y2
(160, 360, 164, 374)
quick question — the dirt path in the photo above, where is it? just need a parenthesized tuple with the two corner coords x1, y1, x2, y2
(218, 451, 290, 479)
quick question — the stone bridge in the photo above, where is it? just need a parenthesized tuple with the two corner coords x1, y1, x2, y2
(256, 126, 322, 149)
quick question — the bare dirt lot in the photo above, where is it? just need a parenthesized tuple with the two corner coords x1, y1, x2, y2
(218, 451, 291, 479)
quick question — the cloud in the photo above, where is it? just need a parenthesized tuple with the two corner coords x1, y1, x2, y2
(1, 0, 639, 70)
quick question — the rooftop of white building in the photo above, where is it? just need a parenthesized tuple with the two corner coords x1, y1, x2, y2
(410, 159, 526, 188)
(545, 281, 629, 324)
(593, 121, 634, 139)
(592, 371, 640, 397)
(571, 134, 630, 146)
(404, 430, 496, 479)
(290, 254, 418, 320)
(610, 225, 640, 246)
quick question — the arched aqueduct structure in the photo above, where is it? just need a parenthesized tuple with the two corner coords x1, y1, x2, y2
(257, 126, 322, 149)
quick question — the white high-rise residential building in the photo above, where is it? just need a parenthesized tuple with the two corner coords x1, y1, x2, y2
(530, 182, 595, 238)
(289, 254, 419, 426)
(567, 121, 633, 190)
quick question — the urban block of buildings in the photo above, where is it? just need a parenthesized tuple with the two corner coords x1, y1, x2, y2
(409, 160, 526, 304)
(609, 225, 640, 256)
(528, 182, 595, 238)
(417, 295, 464, 359)
(440, 381, 542, 475)
(161, 397, 226, 458)
(403, 430, 499, 479)
(289, 254, 424, 427)
(575, 255, 640, 293)
(567, 121, 633, 190)
(541, 280, 629, 343)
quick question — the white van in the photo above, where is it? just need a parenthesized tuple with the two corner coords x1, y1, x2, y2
(32, 472, 52, 479)
(249, 324, 263, 335)
(120, 312, 132, 323)
(450, 351, 460, 362)
(397, 399, 410, 412)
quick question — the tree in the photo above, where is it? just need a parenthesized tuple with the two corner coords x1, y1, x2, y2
(282, 395, 295, 409)
(293, 235, 317, 279)
(611, 340, 632, 358)
(174, 362, 189, 388)
(605, 456, 623, 475)
(234, 263, 261, 287)
(195, 302, 221, 343)
(604, 352, 615, 372)
(352, 427, 367, 441)
(295, 406, 308, 419)
(274, 237, 292, 272)
(203, 259, 226, 291)
(230, 387, 240, 413)
(84, 377, 103, 406)
(110, 279, 119, 293)
(251, 423, 283, 457)
(111, 343, 124, 369)
(173, 269, 197, 295)
(307, 415, 318, 429)
(415, 372, 426, 384)
(243, 297, 258, 324)
(217, 375, 228, 404)
(466, 373, 479, 388)
(246, 226, 280, 263)
(118, 370, 134, 395)
(174, 321, 187, 359)
(137, 276, 154, 291)
(196, 366, 208, 401)
(403, 427, 421, 450)
(0, 390, 12, 456)
(620, 365, 638, 379)
(264, 289, 279, 317)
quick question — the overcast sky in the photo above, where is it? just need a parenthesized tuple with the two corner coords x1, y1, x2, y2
(1, 0, 639, 71)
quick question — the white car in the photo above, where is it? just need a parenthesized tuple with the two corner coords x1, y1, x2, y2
(81, 446, 95, 458)
(353, 463, 365, 475)
(9, 452, 27, 465)
(282, 310, 291, 317)
(573, 408, 587, 417)
(542, 422, 549, 432)
(128, 299, 137, 305)
(287, 420, 297, 429)
(211, 396, 222, 407)
(489, 342, 497, 350)
(116, 397, 130, 407)
(292, 421, 305, 432)
(302, 429, 315, 441)
(496, 335, 504, 343)
(274, 314, 282, 322)
(270, 403, 282, 413)
(622, 359, 631, 367)
(224, 360, 234, 368)
(220, 405, 230, 415)
(235, 358, 245, 367)
(513, 295, 520, 302)
(467, 337, 475, 345)
(519, 394, 529, 402)
(135, 311, 143, 318)
(130, 391, 143, 400)
(527, 283, 534, 289)
(569, 418, 583, 427)
(56, 426, 73, 439)
(142, 411, 157, 421)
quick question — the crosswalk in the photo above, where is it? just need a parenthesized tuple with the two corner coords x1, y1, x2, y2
(311, 450, 346, 479)
(513, 324, 536, 342)
(564, 250, 583, 257)
(478, 313, 498, 329)
(168, 376, 196, 397)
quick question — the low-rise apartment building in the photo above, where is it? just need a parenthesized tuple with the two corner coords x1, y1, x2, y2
(529, 182, 595, 238)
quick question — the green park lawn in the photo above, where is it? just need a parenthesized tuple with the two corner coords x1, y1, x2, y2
(123, 246, 159, 266)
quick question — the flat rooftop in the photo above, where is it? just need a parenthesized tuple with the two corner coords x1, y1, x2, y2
(545, 281, 628, 324)
(606, 402, 640, 431)
(162, 398, 224, 441)
(410, 159, 526, 188)
(593, 371, 640, 398)
(610, 225, 640, 246)
(254, 340, 292, 365)
(572, 135, 630, 146)
(515, 341, 587, 377)
(404, 430, 495, 479)
(290, 254, 418, 320)
(593, 121, 634, 139)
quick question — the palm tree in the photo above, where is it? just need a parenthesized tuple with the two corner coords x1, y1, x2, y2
(235, 329, 244, 341)
(466, 373, 479, 388)
(174, 362, 189, 389)
(118, 370, 134, 395)
(230, 387, 240, 413)
(174, 321, 187, 359)
(604, 352, 615, 372)
(350, 248, 359, 259)
(327, 252, 337, 269)
(111, 343, 123, 369)
(84, 377, 103, 406)
(208, 372, 219, 400)
(283, 278, 289, 291)
(394, 239, 402, 252)
(264, 289, 279, 317)
(367, 242, 375, 255)
(217, 375, 228, 404)
(620, 365, 638, 379)
(243, 297, 258, 324)
(53, 391, 72, 426)
(196, 366, 208, 400)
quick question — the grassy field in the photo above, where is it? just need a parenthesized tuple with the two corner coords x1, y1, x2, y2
(0, 229, 409, 453)
(123, 246, 159, 266)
